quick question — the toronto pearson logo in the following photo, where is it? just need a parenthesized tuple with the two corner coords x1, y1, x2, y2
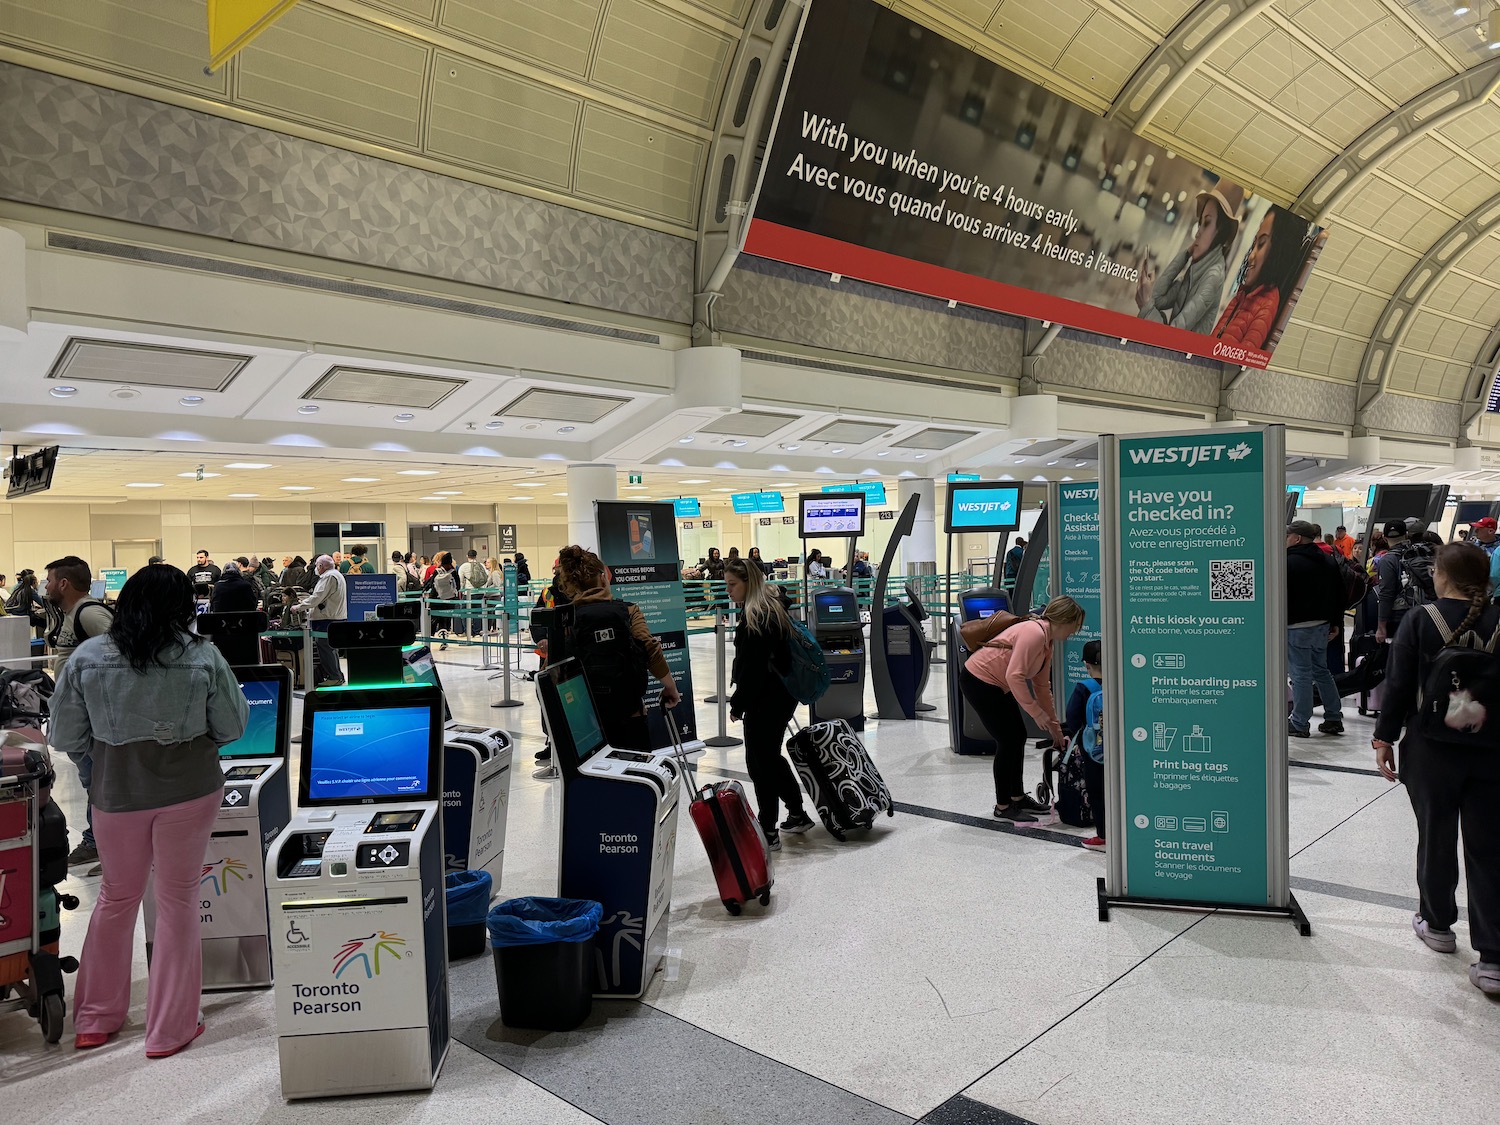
(332, 931, 407, 979)
(199, 857, 250, 897)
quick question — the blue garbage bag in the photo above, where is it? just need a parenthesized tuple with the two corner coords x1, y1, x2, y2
(488, 897, 601, 947)
(445, 870, 492, 928)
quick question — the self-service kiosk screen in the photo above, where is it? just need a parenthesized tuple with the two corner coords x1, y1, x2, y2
(537, 661, 608, 773)
(814, 592, 855, 622)
(799, 494, 865, 537)
(964, 596, 1008, 622)
(299, 684, 443, 807)
(219, 666, 290, 759)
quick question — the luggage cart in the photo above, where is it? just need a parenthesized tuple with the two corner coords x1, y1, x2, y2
(0, 731, 79, 1044)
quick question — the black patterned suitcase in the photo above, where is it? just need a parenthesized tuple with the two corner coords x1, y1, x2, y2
(784, 719, 894, 841)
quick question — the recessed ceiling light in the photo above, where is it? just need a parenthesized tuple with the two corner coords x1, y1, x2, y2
(553, 491, 568, 497)
(679, 479, 711, 484)
(179, 395, 205, 407)
(342, 477, 380, 483)
(177, 471, 221, 478)
(1046, 460, 1060, 466)
(915, 454, 926, 460)
(522, 423, 541, 431)
(49, 385, 77, 398)
(281, 485, 314, 491)
(557, 425, 576, 434)
(397, 469, 439, 476)
(624, 485, 648, 491)
(228, 493, 259, 498)
(782, 444, 801, 451)
(484, 420, 504, 430)
(433, 490, 463, 495)
(515, 482, 545, 488)
(394, 412, 415, 422)
(418, 496, 445, 501)
(297, 404, 319, 414)
(1455, 6, 1470, 15)
(876, 450, 890, 457)
(1076, 461, 1088, 468)
(125, 482, 162, 488)
(678, 436, 695, 444)
(224, 462, 272, 469)
(508, 496, 533, 501)
(830, 447, 846, 454)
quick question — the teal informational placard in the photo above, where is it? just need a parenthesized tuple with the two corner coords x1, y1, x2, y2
(101, 568, 128, 597)
(1056, 483, 1100, 703)
(502, 563, 519, 635)
(822, 481, 887, 505)
(1108, 429, 1283, 908)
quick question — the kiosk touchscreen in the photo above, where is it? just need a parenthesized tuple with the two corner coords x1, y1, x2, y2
(543, 660, 682, 999)
(266, 683, 450, 1100)
(145, 664, 291, 991)
(947, 588, 1011, 755)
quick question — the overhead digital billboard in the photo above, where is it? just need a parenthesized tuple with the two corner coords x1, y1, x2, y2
(732, 491, 785, 514)
(747, 0, 1327, 370)
(822, 480, 887, 505)
(799, 493, 866, 537)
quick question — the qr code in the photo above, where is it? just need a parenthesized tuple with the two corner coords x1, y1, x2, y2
(1210, 559, 1256, 601)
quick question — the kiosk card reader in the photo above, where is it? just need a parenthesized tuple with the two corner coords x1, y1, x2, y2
(947, 588, 1010, 755)
(442, 723, 512, 881)
(266, 683, 449, 1100)
(808, 587, 867, 731)
(145, 664, 291, 990)
(542, 660, 682, 1000)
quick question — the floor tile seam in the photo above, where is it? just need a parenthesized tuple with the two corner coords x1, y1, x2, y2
(1288, 758, 1384, 777)
(445, 1037, 610, 1125)
(631, 998, 919, 1123)
(942, 910, 1216, 1115)
(1289, 779, 1401, 860)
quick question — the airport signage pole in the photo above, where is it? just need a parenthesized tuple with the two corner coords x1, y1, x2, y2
(1098, 424, 1306, 934)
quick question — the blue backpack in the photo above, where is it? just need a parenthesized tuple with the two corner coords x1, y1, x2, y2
(1080, 677, 1104, 763)
(781, 619, 832, 704)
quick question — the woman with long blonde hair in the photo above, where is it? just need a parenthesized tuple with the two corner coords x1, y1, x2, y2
(723, 558, 813, 849)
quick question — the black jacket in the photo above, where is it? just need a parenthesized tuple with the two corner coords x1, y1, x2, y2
(1286, 542, 1343, 626)
(210, 571, 259, 613)
(729, 593, 796, 718)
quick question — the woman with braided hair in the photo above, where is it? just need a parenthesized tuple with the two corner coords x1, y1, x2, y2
(1373, 542, 1500, 996)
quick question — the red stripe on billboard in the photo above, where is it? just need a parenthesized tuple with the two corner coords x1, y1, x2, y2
(743, 219, 1273, 370)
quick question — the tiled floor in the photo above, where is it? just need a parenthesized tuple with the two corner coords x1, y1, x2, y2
(5, 634, 1497, 1124)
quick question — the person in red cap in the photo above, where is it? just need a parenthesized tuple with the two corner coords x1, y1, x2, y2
(1470, 517, 1500, 595)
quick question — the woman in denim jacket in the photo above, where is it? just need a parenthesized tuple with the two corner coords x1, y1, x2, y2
(51, 564, 248, 1057)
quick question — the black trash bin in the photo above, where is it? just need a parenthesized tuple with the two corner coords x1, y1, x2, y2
(446, 869, 492, 959)
(488, 897, 602, 1031)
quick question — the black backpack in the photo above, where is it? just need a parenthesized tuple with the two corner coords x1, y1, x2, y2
(1394, 541, 1437, 611)
(1333, 552, 1368, 611)
(565, 600, 648, 709)
(1414, 604, 1500, 748)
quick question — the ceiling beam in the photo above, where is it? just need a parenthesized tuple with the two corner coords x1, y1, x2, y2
(1295, 59, 1500, 224)
(1355, 190, 1500, 424)
(693, 0, 806, 340)
(1108, 0, 1278, 131)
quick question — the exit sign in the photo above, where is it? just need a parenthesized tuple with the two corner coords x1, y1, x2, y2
(627, 473, 643, 484)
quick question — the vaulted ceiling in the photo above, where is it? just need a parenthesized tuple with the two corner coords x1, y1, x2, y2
(1, 0, 1497, 411)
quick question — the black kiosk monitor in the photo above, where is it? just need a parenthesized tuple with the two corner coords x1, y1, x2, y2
(808, 587, 866, 731)
(541, 660, 683, 999)
(265, 682, 449, 1100)
(147, 663, 293, 990)
(946, 588, 1012, 756)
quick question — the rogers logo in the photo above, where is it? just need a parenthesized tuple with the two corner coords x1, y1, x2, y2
(1212, 342, 1250, 362)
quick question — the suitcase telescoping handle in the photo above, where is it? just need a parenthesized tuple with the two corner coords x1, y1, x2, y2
(662, 706, 696, 795)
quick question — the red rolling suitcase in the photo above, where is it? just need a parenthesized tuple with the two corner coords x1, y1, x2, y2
(688, 781, 774, 915)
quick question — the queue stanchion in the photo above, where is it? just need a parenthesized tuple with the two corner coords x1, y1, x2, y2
(489, 608, 523, 710)
(479, 595, 496, 670)
(300, 621, 315, 690)
(420, 592, 432, 646)
(702, 613, 741, 749)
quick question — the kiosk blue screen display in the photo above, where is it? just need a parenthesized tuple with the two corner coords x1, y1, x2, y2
(557, 675, 606, 763)
(946, 484, 1021, 532)
(219, 677, 282, 759)
(815, 592, 855, 619)
(307, 706, 431, 800)
(964, 596, 1007, 621)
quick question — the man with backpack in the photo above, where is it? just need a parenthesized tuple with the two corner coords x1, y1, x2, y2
(1287, 522, 1346, 738)
(1376, 518, 1436, 645)
(44, 555, 114, 868)
(458, 549, 491, 638)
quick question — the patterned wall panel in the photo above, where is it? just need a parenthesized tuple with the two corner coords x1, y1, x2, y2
(719, 256, 1025, 378)
(0, 64, 694, 324)
(1360, 392, 1463, 439)
(1226, 367, 1357, 427)
(1040, 335, 1221, 409)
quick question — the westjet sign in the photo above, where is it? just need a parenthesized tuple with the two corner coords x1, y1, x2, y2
(945, 483, 1022, 533)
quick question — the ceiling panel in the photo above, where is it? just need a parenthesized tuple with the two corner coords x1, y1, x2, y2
(366, 0, 438, 22)
(575, 104, 705, 226)
(440, 0, 603, 79)
(1313, 232, 1421, 294)
(1126, 0, 1198, 36)
(237, 5, 429, 147)
(426, 53, 581, 190)
(590, 0, 734, 127)
(929, 0, 999, 28)
(993, 0, 1092, 68)
(1050, 11, 1153, 101)
(0, 0, 226, 96)
(1456, 235, 1500, 280)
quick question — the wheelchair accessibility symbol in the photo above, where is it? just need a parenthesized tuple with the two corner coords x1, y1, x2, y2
(286, 921, 309, 946)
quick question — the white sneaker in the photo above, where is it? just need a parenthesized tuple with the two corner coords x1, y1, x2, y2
(1412, 913, 1457, 953)
(1469, 962, 1500, 995)
(532, 764, 560, 780)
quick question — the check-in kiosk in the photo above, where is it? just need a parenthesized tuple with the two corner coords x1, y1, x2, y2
(542, 660, 683, 1000)
(266, 683, 449, 1101)
(875, 582, 933, 720)
(145, 664, 291, 990)
(442, 723, 511, 881)
(808, 587, 867, 731)
(947, 587, 1010, 755)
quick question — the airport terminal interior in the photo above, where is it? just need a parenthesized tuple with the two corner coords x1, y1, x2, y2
(3, 0, 1500, 1122)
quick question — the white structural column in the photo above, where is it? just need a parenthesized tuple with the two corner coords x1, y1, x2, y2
(897, 477, 937, 574)
(566, 464, 618, 551)
(0, 224, 29, 339)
